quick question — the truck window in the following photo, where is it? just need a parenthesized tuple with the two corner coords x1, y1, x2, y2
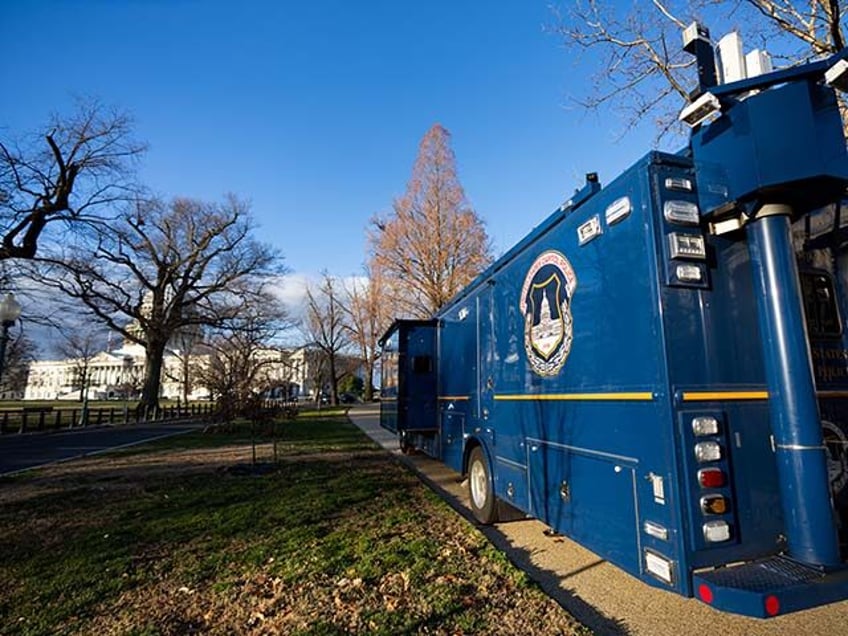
(800, 271, 842, 338)
(411, 355, 432, 374)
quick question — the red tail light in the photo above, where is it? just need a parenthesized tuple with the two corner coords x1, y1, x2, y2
(698, 467, 725, 488)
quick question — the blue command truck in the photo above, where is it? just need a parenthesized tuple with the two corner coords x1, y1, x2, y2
(379, 24, 848, 617)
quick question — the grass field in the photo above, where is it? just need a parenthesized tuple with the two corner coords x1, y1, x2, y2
(0, 412, 588, 635)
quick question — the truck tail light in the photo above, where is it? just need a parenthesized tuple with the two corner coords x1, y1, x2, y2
(698, 467, 726, 488)
(700, 495, 729, 515)
(692, 415, 719, 436)
(703, 520, 731, 542)
(694, 441, 721, 462)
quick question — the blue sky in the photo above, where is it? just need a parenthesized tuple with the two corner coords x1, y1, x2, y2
(2, 1, 665, 296)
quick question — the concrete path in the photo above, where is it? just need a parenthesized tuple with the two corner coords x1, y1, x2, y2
(0, 421, 207, 477)
(348, 404, 848, 636)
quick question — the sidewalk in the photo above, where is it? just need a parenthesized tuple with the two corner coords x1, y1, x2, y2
(347, 404, 848, 636)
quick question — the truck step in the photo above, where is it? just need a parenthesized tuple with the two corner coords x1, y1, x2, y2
(693, 555, 848, 617)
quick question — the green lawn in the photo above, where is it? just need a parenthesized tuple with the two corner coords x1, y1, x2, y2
(0, 414, 587, 635)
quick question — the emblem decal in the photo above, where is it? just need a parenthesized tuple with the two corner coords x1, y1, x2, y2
(520, 250, 577, 376)
(823, 420, 848, 496)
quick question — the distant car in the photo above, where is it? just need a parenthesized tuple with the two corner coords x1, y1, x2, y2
(339, 393, 358, 404)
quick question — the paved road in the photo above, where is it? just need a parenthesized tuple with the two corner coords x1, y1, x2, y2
(348, 404, 848, 636)
(0, 422, 207, 476)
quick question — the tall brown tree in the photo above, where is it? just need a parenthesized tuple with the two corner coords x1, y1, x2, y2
(0, 100, 145, 260)
(369, 124, 492, 318)
(32, 194, 283, 415)
(553, 1, 848, 139)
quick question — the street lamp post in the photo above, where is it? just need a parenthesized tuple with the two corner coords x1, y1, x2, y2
(79, 371, 90, 427)
(0, 293, 22, 393)
(122, 355, 133, 423)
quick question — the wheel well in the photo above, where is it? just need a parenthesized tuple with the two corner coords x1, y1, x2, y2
(462, 438, 482, 477)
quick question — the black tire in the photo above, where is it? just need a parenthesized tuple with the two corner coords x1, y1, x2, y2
(399, 431, 415, 455)
(467, 446, 498, 524)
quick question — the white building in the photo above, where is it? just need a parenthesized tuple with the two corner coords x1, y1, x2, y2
(23, 341, 359, 402)
(23, 342, 208, 401)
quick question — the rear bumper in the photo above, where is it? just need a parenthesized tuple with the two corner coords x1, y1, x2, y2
(693, 555, 848, 617)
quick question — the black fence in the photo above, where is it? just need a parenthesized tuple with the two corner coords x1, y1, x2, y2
(0, 403, 217, 435)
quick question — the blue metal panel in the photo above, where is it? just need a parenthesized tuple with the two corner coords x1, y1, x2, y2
(439, 298, 478, 472)
(449, 154, 690, 592)
(692, 81, 848, 216)
(675, 405, 784, 568)
(401, 322, 438, 432)
(659, 182, 785, 568)
(378, 320, 437, 437)
(494, 455, 530, 512)
(528, 439, 640, 572)
(440, 411, 465, 472)
(379, 327, 400, 434)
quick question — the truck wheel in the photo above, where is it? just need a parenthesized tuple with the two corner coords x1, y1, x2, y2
(468, 446, 498, 524)
(399, 432, 414, 454)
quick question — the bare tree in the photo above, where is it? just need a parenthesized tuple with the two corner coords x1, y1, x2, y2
(369, 124, 492, 318)
(305, 349, 330, 404)
(739, 0, 845, 56)
(33, 194, 284, 416)
(116, 355, 142, 402)
(0, 99, 145, 259)
(194, 293, 289, 421)
(304, 273, 352, 406)
(344, 265, 390, 401)
(56, 328, 104, 401)
(552, 1, 848, 140)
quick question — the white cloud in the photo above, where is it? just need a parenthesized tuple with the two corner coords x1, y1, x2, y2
(269, 272, 371, 316)
(269, 272, 312, 320)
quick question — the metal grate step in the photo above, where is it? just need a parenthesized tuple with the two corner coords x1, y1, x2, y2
(697, 555, 824, 593)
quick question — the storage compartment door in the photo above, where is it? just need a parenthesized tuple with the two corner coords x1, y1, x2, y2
(528, 441, 640, 572)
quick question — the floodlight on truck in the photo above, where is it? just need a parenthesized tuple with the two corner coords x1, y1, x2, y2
(825, 58, 848, 92)
(679, 91, 721, 128)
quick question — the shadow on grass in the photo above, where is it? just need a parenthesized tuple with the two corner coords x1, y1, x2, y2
(387, 450, 631, 636)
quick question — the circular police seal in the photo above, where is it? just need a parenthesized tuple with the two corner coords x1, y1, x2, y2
(822, 420, 848, 496)
(520, 250, 577, 376)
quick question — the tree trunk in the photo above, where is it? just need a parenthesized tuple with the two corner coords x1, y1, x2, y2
(78, 366, 88, 402)
(140, 338, 166, 418)
(363, 359, 375, 401)
(181, 353, 190, 408)
(329, 354, 339, 405)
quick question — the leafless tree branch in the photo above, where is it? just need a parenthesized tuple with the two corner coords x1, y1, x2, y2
(0, 98, 146, 259)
